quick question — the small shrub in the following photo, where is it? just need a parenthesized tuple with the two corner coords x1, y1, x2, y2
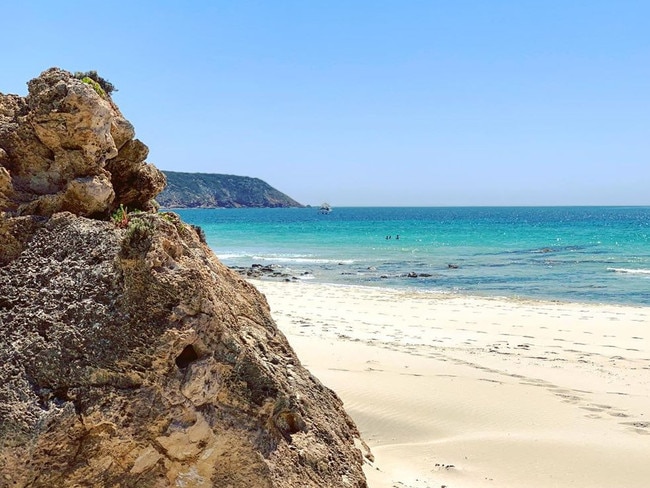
(160, 212, 176, 224)
(80, 77, 106, 97)
(121, 218, 154, 258)
(126, 218, 153, 241)
(159, 212, 195, 239)
(73, 70, 117, 96)
(111, 204, 130, 228)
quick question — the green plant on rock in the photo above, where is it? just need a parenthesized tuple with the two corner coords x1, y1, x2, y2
(159, 211, 191, 238)
(111, 204, 130, 228)
(160, 212, 176, 224)
(126, 218, 153, 241)
(73, 70, 117, 96)
(121, 218, 154, 258)
(80, 77, 106, 97)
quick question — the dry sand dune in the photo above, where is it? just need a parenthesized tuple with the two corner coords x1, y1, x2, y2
(251, 280, 650, 488)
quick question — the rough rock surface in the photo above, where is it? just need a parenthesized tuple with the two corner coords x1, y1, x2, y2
(0, 70, 368, 487)
(0, 68, 165, 217)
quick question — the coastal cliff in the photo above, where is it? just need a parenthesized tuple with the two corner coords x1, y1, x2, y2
(0, 68, 368, 487)
(158, 171, 304, 208)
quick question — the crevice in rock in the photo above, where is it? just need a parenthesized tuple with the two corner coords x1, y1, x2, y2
(175, 344, 198, 369)
(52, 386, 70, 403)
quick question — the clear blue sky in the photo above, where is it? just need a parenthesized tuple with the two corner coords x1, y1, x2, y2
(2, 1, 649, 206)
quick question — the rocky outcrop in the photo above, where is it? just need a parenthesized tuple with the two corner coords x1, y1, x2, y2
(0, 68, 165, 217)
(158, 171, 304, 208)
(0, 69, 368, 487)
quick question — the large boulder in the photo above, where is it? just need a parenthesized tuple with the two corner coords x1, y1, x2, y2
(0, 68, 165, 217)
(0, 213, 368, 487)
(0, 70, 369, 487)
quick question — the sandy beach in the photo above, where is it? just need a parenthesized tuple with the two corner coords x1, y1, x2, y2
(250, 279, 650, 488)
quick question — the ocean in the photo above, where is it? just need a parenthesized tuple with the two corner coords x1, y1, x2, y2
(174, 206, 650, 306)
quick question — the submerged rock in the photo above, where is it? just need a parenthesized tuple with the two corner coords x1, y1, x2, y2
(0, 69, 368, 487)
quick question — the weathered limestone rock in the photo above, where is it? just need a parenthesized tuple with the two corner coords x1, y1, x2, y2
(0, 164, 11, 208)
(106, 139, 166, 211)
(0, 70, 369, 487)
(0, 214, 46, 266)
(0, 68, 165, 217)
(0, 213, 368, 487)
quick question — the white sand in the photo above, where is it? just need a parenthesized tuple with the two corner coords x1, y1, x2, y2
(250, 279, 650, 488)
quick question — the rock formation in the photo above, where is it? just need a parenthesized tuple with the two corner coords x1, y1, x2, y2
(0, 69, 368, 487)
(0, 67, 164, 218)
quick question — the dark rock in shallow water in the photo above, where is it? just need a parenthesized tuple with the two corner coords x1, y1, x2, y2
(232, 264, 299, 281)
(404, 271, 435, 278)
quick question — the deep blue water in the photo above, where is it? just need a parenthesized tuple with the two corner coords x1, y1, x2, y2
(174, 207, 650, 306)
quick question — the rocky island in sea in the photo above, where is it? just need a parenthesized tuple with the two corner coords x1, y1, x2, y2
(0, 68, 368, 487)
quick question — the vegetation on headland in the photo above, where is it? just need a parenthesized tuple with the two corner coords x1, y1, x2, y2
(157, 170, 304, 208)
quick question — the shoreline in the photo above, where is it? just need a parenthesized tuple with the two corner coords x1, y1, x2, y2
(229, 262, 650, 308)
(251, 273, 650, 308)
(250, 279, 650, 488)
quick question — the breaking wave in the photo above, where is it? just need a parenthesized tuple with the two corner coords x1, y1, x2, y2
(607, 267, 650, 275)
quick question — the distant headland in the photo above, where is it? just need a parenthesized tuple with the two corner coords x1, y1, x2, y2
(157, 170, 304, 208)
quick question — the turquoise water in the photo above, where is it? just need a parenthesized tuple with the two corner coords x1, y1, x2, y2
(175, 207, 650, 306)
